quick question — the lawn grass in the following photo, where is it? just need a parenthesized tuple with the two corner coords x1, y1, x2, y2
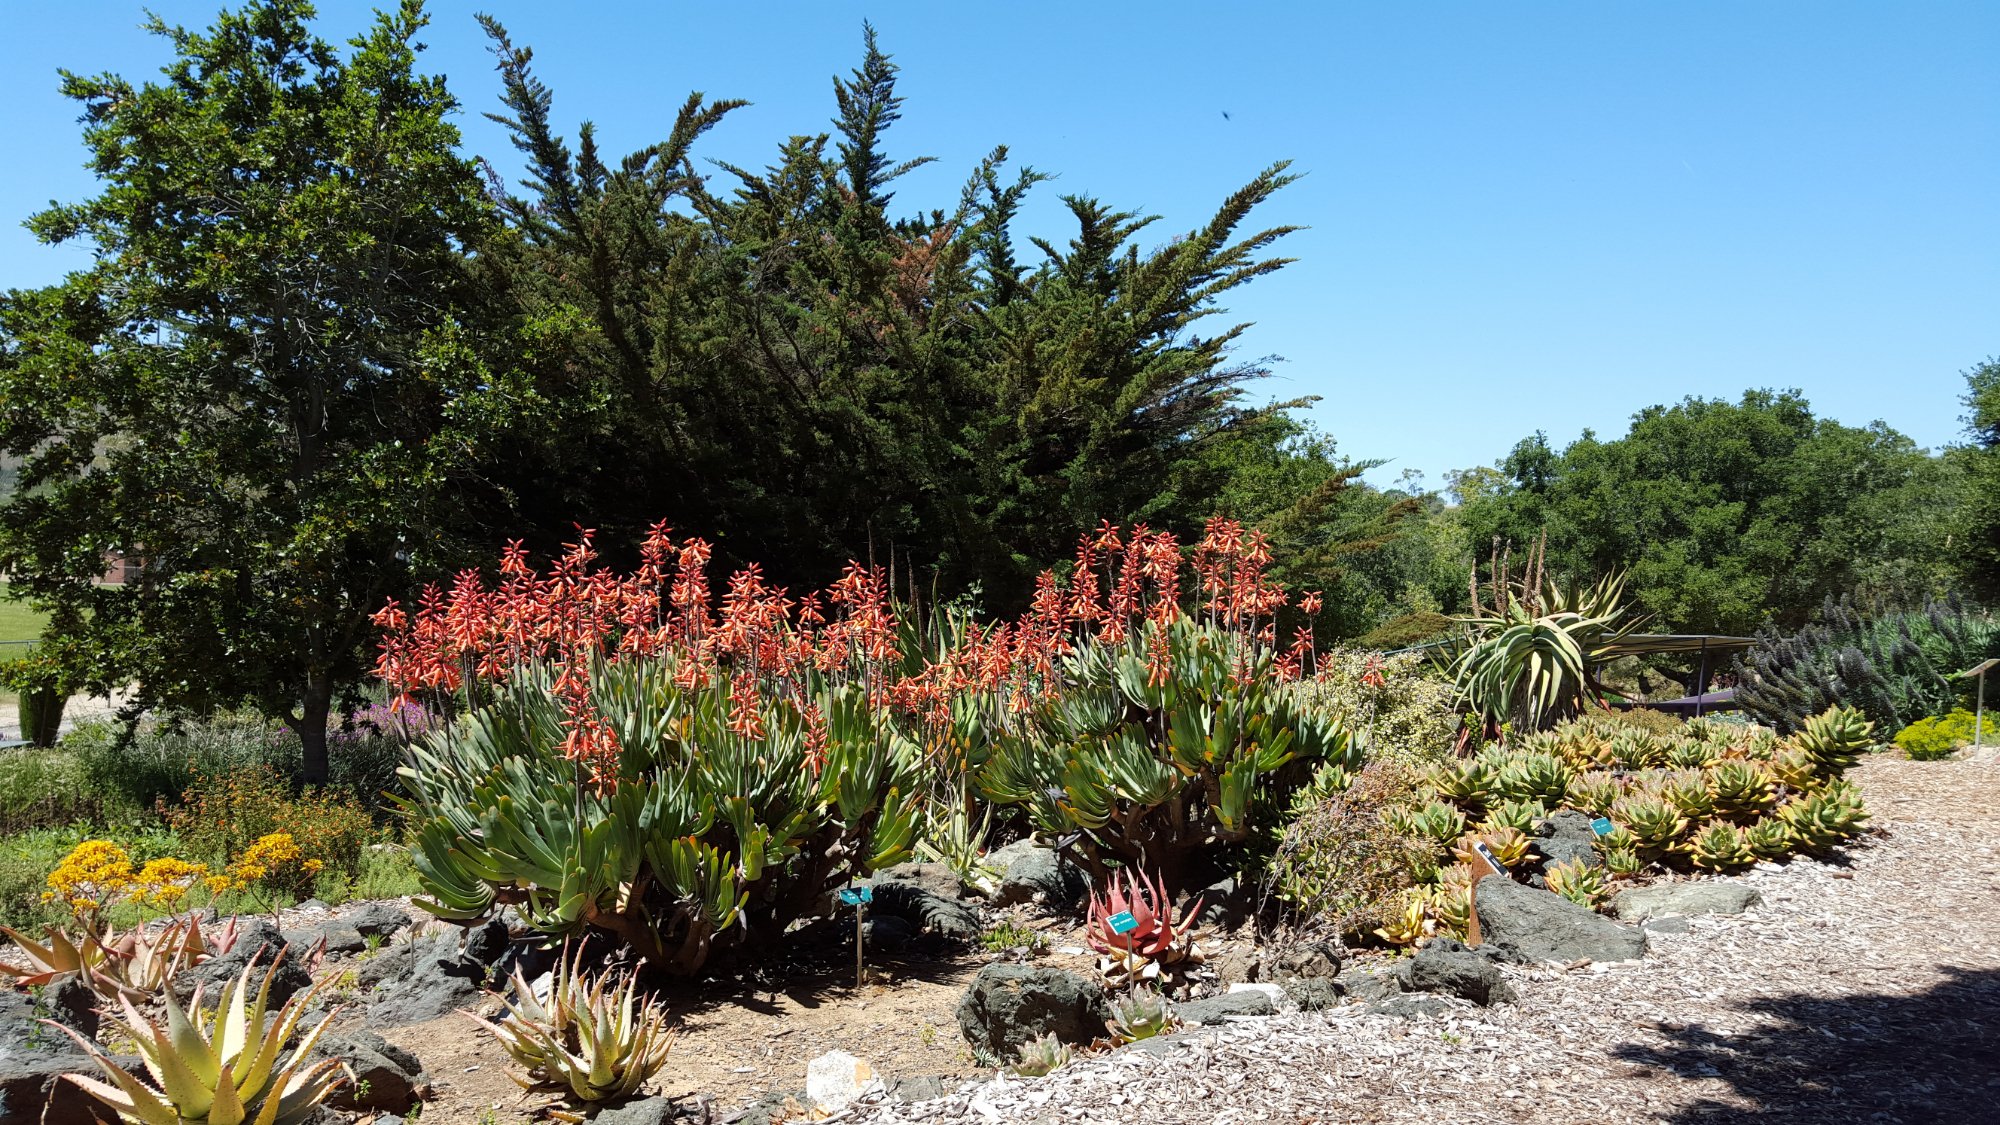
(0, 586, 48, 643)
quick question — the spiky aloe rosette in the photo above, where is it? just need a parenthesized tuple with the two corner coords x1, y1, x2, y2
(466, 945, 674, 1117)
(1084, 868, 1206, 988)
(52, 957, 349, 1125)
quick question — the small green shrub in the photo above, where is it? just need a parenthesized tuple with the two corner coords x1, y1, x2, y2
(1268, 761, 1434, 939)
(0, 747, 131, 834)
(160, 764, 375, 881)
(1354, 612, 1455, 651)
(1892, 709, 1981, 760)
(57, 706, 414, 823)
(1291, 649, 1459, 769)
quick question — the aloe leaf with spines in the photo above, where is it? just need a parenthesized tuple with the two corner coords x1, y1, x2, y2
(1479, 799, 1547, 835)
(1602, 846, 1645, 876)
(1451, 826, 1532, 870)
(52, 957, 348, 1125)
(1611, 794, 1685, 854)
(1410, 801, 1468, 845)
(1429, 758, 1497, 814)
(1105, 985, 1175, 1044)
(1567, 771, 1620, 817)
(1742, 816, 1791, 860)
(1688, 820, 1755, 872)
(1777, 780, 1869, 855)
(1372, 892, 1429, 946)
(1793, 706, 1875, 777)
(1663, 770, 1717, 821)
(1708, 760, 1777, 820)
(466, 945, 673, 1112)
(1011, 1033, 1072, 1077)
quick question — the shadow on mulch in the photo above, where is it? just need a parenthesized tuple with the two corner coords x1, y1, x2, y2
(1614, 965, 2000, 1122)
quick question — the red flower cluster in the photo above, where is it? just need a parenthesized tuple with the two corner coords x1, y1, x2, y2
(373, 517, 1319, 786)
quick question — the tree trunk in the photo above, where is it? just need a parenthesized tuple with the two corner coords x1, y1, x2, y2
(298, 670, 332, 785)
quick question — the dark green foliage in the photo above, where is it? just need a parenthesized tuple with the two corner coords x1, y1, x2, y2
(473, 18, 1307, 609)
(1460, 390, 1964, 636)
(1957, 358, 2000, 604)
(1356, 612, 1456, 651)
(1733, 596, 2000, 734)
(0, 0, 537, 782)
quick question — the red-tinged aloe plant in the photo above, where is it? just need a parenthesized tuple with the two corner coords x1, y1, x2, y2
(1084, 868, 1207, 988)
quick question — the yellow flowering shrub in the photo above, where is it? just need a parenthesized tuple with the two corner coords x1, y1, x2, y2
(42, 843, 212, 925)
(162, 765, 372, 886)
(205, 832, 326, 899)
(43, 840, 137, 922)
(130, 857, 211, 910)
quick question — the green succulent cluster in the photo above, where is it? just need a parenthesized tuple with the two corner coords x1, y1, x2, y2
(1777, 780, 1870, 855)
(980, 618, 1356, 881)
(401, 661, 921, 974)
(1398, 705, 1875, 933)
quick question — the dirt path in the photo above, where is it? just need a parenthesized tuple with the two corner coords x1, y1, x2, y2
(856, 757, 2000, 1124)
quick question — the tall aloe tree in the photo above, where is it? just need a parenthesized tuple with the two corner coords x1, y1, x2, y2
(1452, 567, 1639, 733)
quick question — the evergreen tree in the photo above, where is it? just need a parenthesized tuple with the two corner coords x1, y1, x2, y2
(1958, 358, 2000, 604)
(475, 20, 1306, 606)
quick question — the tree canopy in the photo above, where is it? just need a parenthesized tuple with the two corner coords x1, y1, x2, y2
(1957, 358, 2000, 605)
(0, 0, 537, 780)
(468, 17, 1312, 608)
(1458, 390, 1962, 636)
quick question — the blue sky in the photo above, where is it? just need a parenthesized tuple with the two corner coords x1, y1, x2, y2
(3, 1, 1994, 485)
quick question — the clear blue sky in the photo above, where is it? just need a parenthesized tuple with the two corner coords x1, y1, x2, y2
(3, 1, 1994, 485)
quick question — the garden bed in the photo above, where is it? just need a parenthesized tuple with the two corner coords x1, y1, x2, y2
(848, 756, 2000, 1123)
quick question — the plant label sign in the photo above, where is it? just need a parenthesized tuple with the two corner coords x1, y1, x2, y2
(1591, 817, 1615, 837)
(839, 887, 873, 906)
(1471, 841, 1508, 878)
(1107, 911, 1139, 935)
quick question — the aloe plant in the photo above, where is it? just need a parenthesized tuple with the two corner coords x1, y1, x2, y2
(467, 946, 673, 1113)
(1105, 985, 1175, 1043)
(52, 958, 347, 1125)
(401, 661, 921, 974)
(1084, 867, 1206, 987)
(1451, 573, 1638, 732)
(979, 616, 1356, 885)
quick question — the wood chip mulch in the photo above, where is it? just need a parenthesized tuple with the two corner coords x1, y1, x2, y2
(846, 756, 2000, 1125)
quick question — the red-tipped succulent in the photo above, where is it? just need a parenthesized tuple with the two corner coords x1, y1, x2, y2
(1084, 868, 1207, 987)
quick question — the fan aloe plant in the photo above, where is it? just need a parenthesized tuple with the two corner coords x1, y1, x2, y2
(401, 661, 922, 974)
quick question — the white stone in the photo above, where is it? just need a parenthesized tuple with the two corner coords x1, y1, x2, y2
(806, 1049, 876, 1112)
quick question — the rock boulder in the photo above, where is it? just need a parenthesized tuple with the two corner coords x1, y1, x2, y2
(956, 965, 1110, 1060)
(1474, 875, 1647, 964)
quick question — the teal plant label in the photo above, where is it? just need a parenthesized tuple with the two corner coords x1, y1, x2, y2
(1107, 911, 1138, 935)
(839, 886, 873, 906)
(1591, 817, 1614, 836)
